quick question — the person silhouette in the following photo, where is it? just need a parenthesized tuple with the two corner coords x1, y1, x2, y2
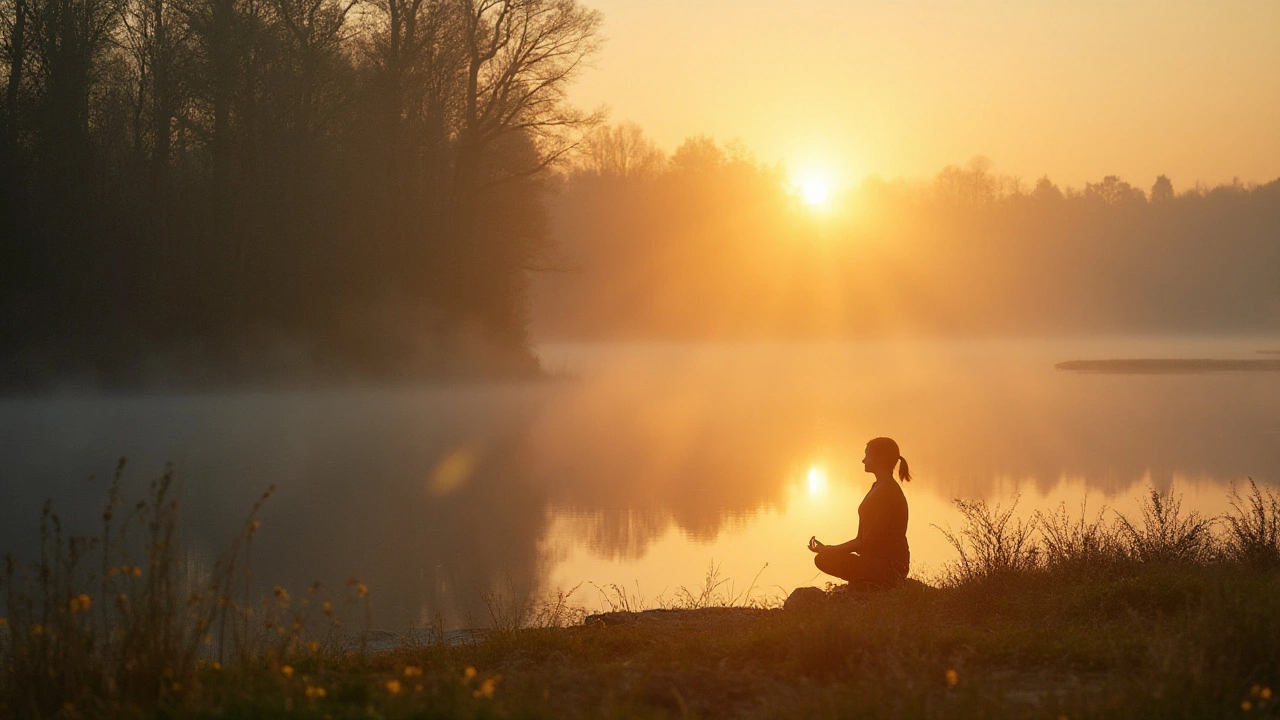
(808, 437, 911, 589)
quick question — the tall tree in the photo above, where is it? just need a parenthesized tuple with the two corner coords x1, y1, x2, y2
(449, 0, 601, 337)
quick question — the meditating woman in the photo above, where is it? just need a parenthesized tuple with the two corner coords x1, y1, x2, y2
(808, 436, 911, 588)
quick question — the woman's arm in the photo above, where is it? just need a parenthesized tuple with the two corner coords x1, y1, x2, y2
(809, 535, 862, 553)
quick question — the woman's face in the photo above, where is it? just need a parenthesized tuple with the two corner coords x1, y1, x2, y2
(862, 445, 891, 475)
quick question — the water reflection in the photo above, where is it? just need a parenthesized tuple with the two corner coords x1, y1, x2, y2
(0, 339, 1277, 628)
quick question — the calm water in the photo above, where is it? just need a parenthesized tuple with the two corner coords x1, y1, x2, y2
(1, 337, 1277, 628)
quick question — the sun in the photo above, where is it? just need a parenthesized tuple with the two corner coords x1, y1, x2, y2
(791, 167, 836, 211)
(802, 178, 831, 207)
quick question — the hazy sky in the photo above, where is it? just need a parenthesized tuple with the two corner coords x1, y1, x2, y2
(570, 0, 1280, 190)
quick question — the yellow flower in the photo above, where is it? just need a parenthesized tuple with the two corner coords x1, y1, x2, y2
(1242, 700, 1253, 711)
(280, 665, 294, 679)
(1262, 688, 1273, 700)
(357, 584, 369, 599)
(463, 666, 478, 683)
(210, 662, 222, 671)
(130, 566, 142, 578)
(384, 679, 402, 695)
(305, 685, 327, 699)
(273, 587, 290, 607)
(307, 640, 320, 653)
(403, 666, 423, 678)
(69, 594, 92, 612)
(473, 676, 499, 699)
(945, 669, 959, 689)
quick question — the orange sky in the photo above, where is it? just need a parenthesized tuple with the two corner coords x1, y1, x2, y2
(570, 0, 1280, 190)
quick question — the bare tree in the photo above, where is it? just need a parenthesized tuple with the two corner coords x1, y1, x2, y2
(444, 0, 602, 335)
(454, 0, 602, 192)
(577, 121, 665, 180)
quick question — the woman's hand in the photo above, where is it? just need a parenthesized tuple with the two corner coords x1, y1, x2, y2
(808, 536, 826, 553)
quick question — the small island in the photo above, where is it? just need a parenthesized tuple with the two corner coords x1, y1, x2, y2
(1055, 358, 1280, 374)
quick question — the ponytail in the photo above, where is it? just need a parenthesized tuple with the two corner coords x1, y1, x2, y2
(868, 437, 911, 482)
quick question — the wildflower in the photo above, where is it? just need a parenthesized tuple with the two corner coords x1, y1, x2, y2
(1242, 700, 1252, 711)
(384, 679, 402, 695)
(1253, 685, 1262, 696)
(274, 587, 290, 607)
(305, 685, 327, 699)
(1263, 688, 1273, 700)
(307, 640, 320, 653)
(357, 584, 369, 598)
(403, 665, 423, 678)
(69, 594, 92, 612)
(322, 601, 333, 616)
(130, 566, 142, 578)
(474, 676, 499, 699)
(280, 665, 294, 679)
(945, 669, 959, 689)
(210, 662, 221, 671)
(463, 666, 478, 683)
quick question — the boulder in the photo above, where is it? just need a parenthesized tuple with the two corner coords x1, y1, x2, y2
(783, 586, 828, 611)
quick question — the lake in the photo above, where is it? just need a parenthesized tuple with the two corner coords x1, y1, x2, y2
(1, 337, 1277, 629)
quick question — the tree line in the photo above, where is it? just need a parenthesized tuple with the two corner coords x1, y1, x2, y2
(1, 0, 601, 389)
(538, 126, 1280, 339)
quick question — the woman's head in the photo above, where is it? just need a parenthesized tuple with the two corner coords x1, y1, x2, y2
(863, 437, 911, 482)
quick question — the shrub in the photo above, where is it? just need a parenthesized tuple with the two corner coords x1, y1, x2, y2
(1115, 486, 1214, 564)
(1221, 479, 1280, 568)
(1035, 497, 1123, 569)
(935, 497, 1040, 583)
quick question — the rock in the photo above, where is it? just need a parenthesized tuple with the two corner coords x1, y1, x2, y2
(783, 586, 827, 611)
(584, 607, 775, 629)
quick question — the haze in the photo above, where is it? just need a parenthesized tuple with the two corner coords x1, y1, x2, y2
(573, 0, 1280, 187)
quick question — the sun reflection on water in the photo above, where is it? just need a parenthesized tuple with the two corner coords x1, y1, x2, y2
(807, 466, 828, 496)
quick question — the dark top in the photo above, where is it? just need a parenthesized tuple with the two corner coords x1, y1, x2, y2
(854, 479, 910, 573)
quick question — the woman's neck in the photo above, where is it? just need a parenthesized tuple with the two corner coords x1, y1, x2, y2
(874, 471, 895, 484)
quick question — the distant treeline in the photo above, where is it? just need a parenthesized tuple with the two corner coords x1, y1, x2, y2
(0, 0, 601, 388)
(537, 127, 1280, 339)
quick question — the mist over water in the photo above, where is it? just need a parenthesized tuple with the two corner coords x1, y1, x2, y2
(1, 337, 1277, 629)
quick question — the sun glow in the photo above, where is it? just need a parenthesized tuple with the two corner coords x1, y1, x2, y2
(791, 167, 836, 211)
(807, 466, 828, 496)
(802, 179, 831, 207)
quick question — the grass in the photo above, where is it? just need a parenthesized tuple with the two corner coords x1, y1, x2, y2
(2, 468, 1280, 718)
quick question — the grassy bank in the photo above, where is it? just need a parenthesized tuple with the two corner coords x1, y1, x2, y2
(3, 470, 1279, 718)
